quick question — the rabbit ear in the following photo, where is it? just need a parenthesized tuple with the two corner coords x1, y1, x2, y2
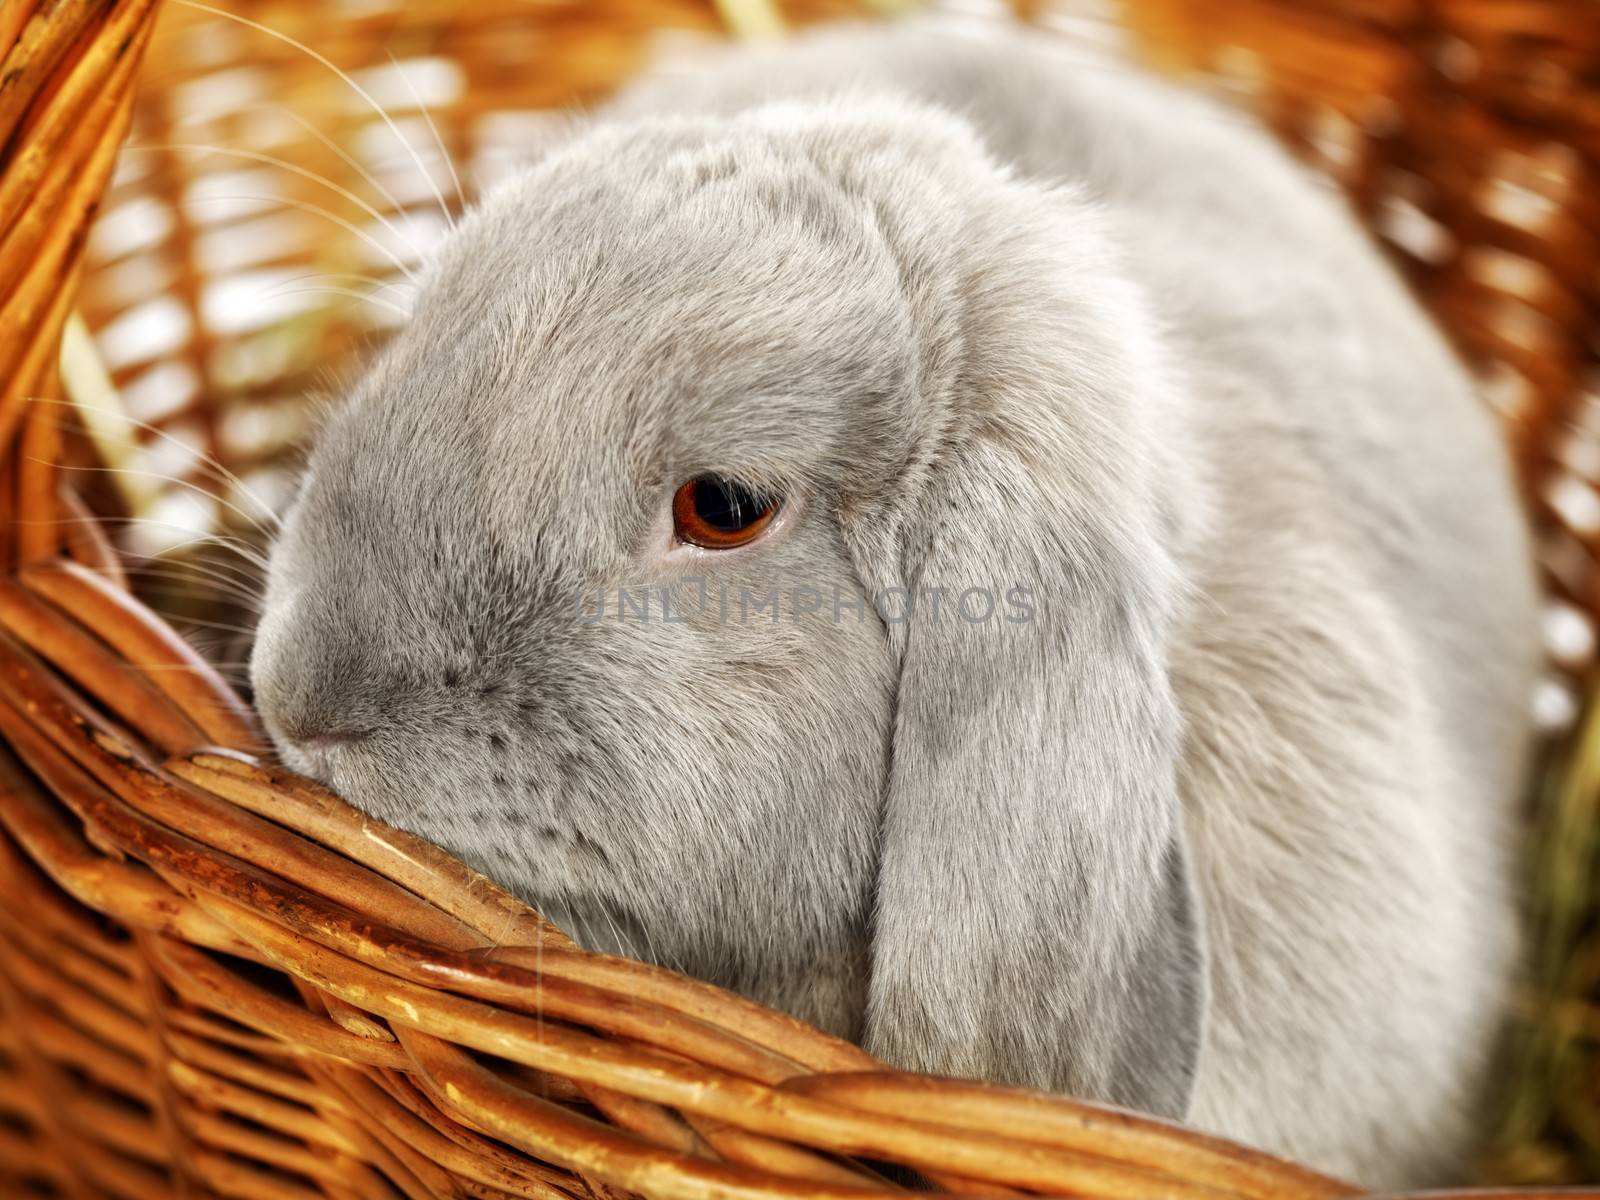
(852, 420, 1207, 1117)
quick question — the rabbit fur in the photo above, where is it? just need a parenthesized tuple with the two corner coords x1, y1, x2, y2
(249, 21, 1542, 1185)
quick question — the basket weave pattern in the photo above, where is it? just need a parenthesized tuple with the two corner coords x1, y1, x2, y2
(2, 0, 1599, 1196)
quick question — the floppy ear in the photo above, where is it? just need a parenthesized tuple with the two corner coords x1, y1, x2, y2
(852, 408, 1207, 1118)
(764, 104, 1207, 1108)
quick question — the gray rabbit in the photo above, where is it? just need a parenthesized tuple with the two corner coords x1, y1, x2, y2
(250, 22, 1542, 1185)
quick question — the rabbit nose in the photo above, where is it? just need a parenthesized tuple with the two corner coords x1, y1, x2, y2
(279, 723, 375, 784)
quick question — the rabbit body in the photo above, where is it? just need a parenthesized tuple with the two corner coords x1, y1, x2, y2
(250, 23, 1541, 1185)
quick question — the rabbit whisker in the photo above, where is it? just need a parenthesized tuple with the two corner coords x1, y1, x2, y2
(26, 398, 280, 530)
(41, 462, 277, 557)
(130, 142, 428, 262)
(387, 49, 463, 229)
(184, 193, 419, 283)
(196, 101, 417, 224)
(267, 284, 412, 320)
(174, 0, 458, 229)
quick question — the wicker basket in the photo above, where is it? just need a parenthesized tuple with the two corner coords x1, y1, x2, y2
(3, 0, 1599, 1195)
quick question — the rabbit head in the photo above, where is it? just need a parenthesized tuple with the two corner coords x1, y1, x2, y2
(250, 95, 1207, 1116)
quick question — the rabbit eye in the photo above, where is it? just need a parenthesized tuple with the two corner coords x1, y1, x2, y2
(672, 475, 779, 549)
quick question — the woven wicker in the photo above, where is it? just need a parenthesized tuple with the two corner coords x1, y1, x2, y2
(3, 0, 1600, 1196)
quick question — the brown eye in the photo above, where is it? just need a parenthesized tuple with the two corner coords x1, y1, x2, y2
(672, 475, 780, 549)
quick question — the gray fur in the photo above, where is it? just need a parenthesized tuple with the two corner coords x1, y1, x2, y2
(250, 22, 1540, 1185)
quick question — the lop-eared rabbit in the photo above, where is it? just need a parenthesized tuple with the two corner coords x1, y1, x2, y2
(251, 24, 1541, 1184)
